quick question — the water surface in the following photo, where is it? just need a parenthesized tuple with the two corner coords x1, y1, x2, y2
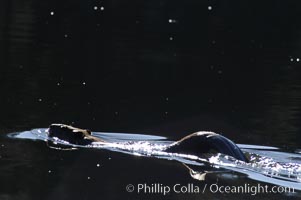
(7, 128, 301, 196)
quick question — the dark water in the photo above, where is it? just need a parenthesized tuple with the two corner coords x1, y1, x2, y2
(1, 0, 301, 199)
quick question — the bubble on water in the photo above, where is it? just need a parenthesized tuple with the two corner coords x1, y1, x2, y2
(168, 19, 177, 23)
(208, 6, 212, 10)
(290, 57, 300, 62)
(50, 11, 54, 15)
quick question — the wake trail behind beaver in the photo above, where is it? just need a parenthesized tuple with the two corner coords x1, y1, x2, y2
(8, 128, 301, 191)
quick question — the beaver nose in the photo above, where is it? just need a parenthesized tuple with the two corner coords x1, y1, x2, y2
(48, 124, 65, 137)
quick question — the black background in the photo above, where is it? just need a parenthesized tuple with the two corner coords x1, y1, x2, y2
(1, 0, 301, 145)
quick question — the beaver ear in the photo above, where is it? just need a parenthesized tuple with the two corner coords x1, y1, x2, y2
(86, 129, 92, 135)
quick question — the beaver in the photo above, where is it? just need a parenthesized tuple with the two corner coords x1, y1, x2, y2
(166, 131, 248, 162)
(48, 124, 248, 162)
(48, 124, 104, 145)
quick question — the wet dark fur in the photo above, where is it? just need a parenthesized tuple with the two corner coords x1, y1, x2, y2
(166, 132, 248, 162)
(48, 124, 103, 145)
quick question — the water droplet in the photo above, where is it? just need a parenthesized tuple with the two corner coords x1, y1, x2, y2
(168, 19, 177, 23)
(100, 7, 104, 11)
(82, 82, 86, 85)
(297, 58, 300, 62)
(50, 11, 54, 15)
(94, 6, 98, 10)
(96, 164, 100, 167)
(208, 6, 212, 10)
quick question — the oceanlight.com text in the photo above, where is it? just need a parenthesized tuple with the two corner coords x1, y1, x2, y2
(125, 183, 295, 196)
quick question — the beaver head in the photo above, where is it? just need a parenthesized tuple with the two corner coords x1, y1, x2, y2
(48, 124, 102, 145)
